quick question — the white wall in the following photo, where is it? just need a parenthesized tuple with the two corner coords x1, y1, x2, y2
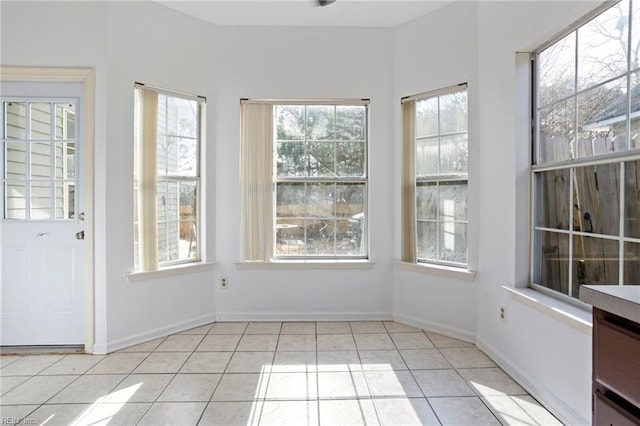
(1, 1, 219, 353)
(392, 2, 480, 339)
(391, 1, 603, 424)
(214, 26, 395, 320)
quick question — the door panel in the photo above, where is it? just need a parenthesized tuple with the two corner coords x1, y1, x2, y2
(1, 81, 84, 346)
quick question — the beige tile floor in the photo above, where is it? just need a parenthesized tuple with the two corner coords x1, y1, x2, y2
(0, 321, 562, 425)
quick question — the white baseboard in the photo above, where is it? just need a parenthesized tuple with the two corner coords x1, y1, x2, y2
(476, 336, 589, 426)
(392, 312, 476, 343)
(215, 311, 393, 322)
(94, 313, 217, 354)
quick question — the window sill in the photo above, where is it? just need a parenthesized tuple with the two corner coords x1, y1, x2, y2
(126, 261, 215, 283)
(394, 261, 476, 281)
(503, 285, 592, 335)
(234, 259, 376, 270)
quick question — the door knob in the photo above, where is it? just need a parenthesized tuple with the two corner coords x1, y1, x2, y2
(75, 230, 85, 240)
(78, 212, 85, 221)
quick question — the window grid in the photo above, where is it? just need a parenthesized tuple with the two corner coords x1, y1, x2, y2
(532, 0, 640, 300)
(414, 87, 469, 267)
(2, 99, 77, 221)
(133, 86, 203, 271)
(274, 104, 368, 259)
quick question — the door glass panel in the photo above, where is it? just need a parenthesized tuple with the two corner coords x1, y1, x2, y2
(5, 183, 26, 219)
(54, 142, 75, 179)
(30, 143, 51, 179)
(55, 103, 75, 140)
(30, 103, 52, 139)
(30, 181, 51, 219)
(5, 142, 26, 180)
(4, 102, 26, 139)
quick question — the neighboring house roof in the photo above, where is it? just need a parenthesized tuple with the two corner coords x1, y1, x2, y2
(584, 84, 640, 130)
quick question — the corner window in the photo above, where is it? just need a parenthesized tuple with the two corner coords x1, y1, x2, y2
(402, 85, 469, 268)
(133, 84, 204, 271)
(532, 0, 640, 300)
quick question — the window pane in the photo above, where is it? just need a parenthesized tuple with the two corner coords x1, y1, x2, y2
(180, 181, 197, 220)
(336, 219, 362, 256)
(4, 102, 26, 139)
(55, 103, 75, 140)
(577, 1, 629, 91)
(439, 134, 468, 174)
(157, 181, 168, 222)
(538, 98, 575, 163)
(577, 76, 627, 157)
(306, 106, 335, 141)
(439, 222, 466, 264)
(630, 73, 640, 150)
(276, 141, 308, 177)
(276, 105, 305, 141)
(417, 220, 437, 261)
(538, 32, 576, 108)
(308, 141, 335, 177)
(5, 142, 26, 180)
(336, 106, 365, 141)
(5, 183, 26, 219)
(157, 134, 168, 176)
(165, 136, 178, 176)
(439, 91, 467, 134)
(30, 102, 52, 139)
(276, 183, 305, 218)
(439, 182, 467, 221)
(573, 164, 620, 236)
(167, 181, 178, 221)
(157, 222, 168, 263)
(54, 182, 74, 220)
(306, 183, 334, 218)
(416, 97, 438, 138)
(533, 230, 570, 294)
(625, 160, 640, 238)
(572, 235, 619, 293)
(336, 142, 364, 177)
(336, 183, 364, 219)
(416, 182, 437, 220)
(275, 219, 305, 256)
(416, 137, 438, 177)
(30, 181, 51, 219)
(54, 142, 75, 179)
(178, 220, 197, 260)
(30, 142, 51, 179)
(167, 221, 179, 261)
(178, 137, 198, 176)
(624, 242, 640, 285)
(167, 96, 198, 138)
(535, 169, 570, 230)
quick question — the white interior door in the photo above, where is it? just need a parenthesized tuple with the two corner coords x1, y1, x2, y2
(1, 81, 85, 345)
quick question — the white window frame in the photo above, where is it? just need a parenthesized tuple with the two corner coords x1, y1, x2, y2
(531, 0, 640, 303)
(402, 84, 469, 269)
(239, 99, 369, 262)
(133, 83, 205, 272)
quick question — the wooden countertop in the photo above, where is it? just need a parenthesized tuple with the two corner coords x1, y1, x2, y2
(579, 285, 640, 323)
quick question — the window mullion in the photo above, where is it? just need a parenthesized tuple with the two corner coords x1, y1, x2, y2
(619, 161, 625, 285)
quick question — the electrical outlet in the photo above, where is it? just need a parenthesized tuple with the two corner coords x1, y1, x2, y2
(499, 305, 507, 321)
(220, 276, 228, 289)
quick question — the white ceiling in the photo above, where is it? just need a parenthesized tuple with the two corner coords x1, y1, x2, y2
(158, 0, 453, 28)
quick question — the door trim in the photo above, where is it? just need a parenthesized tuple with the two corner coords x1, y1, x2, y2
(1, 66, 95, 353)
